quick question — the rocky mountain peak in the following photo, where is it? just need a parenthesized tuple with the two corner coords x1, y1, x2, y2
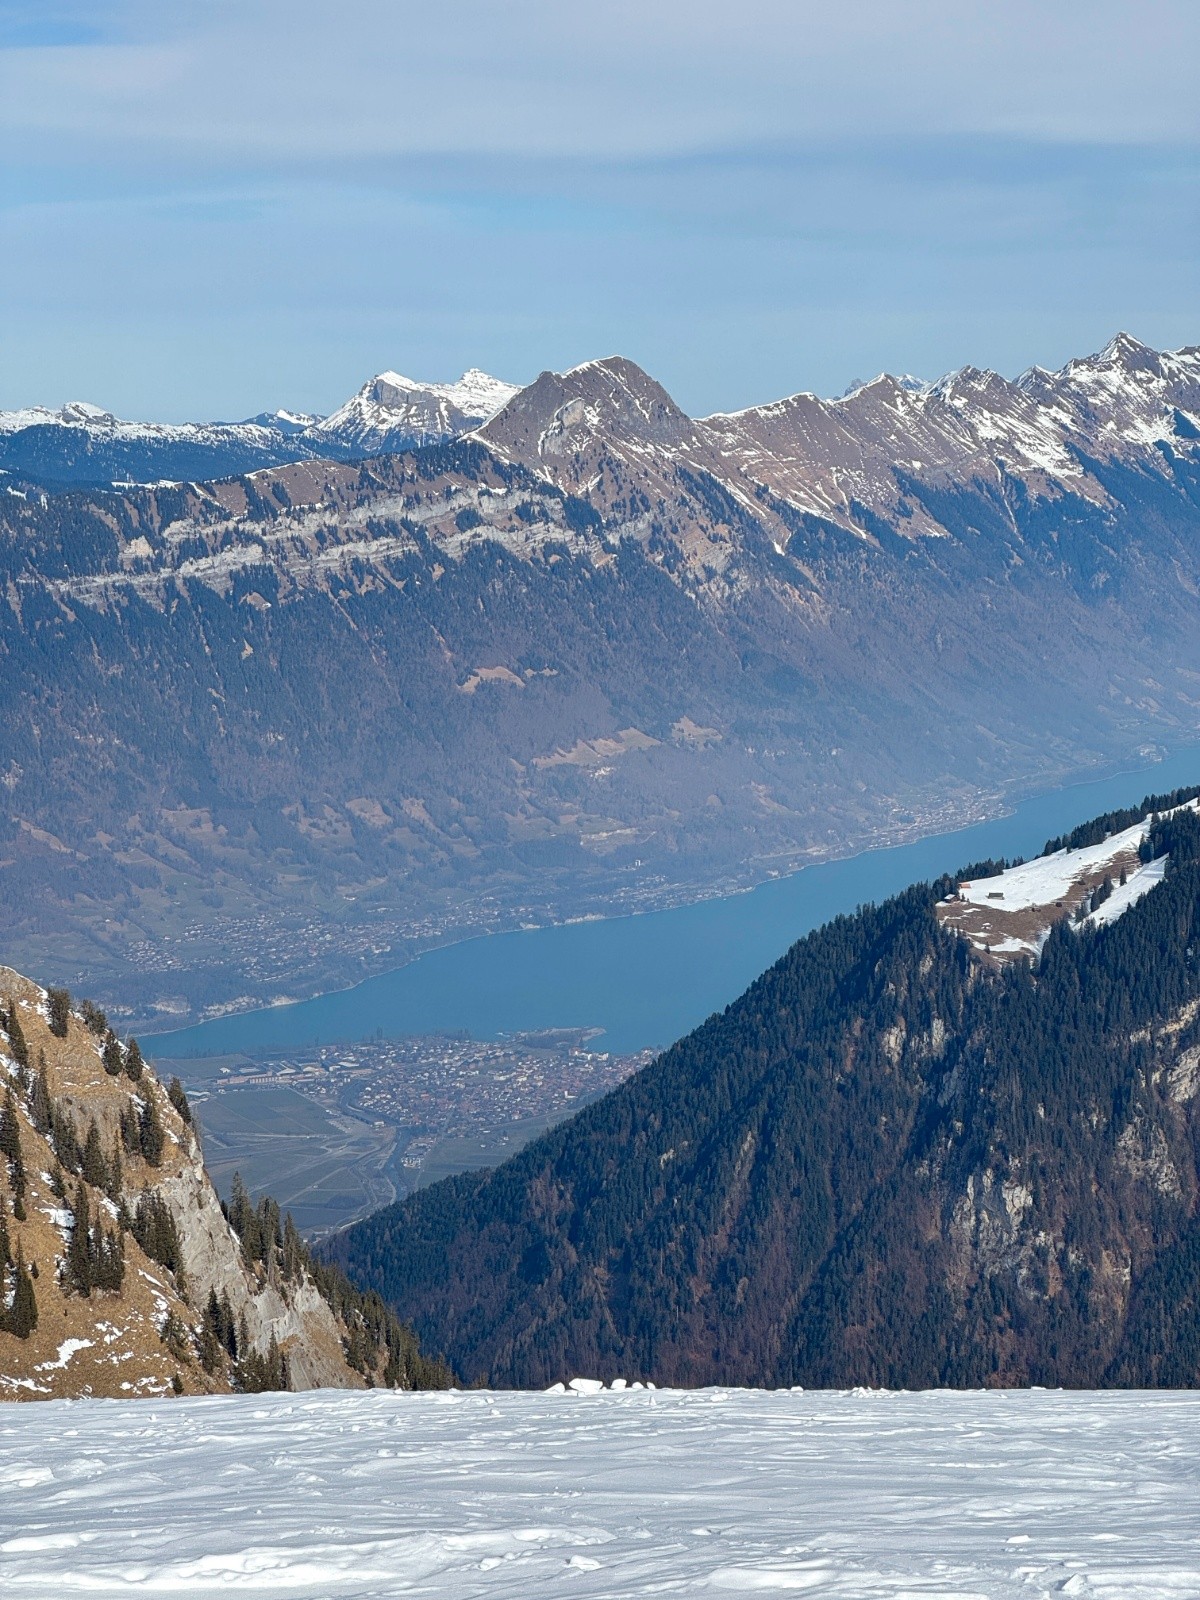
(304, 367, 517, 455)
(1094, 330, 1161, 372)
(479, 355, 696, 462)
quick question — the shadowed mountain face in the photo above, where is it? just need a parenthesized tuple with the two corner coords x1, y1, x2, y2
(328, 802, 1200, 1390)
(1, 337, 1199, 1023)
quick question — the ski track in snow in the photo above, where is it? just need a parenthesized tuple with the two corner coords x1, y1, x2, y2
(1, 1387, 1198, 1597)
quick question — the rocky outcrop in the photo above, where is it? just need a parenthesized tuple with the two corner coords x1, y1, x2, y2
(0, 966, 447, 1400)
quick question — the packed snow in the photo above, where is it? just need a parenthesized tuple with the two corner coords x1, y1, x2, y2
(1084, 854, 1169, 928)
(957, 818, 1153, 912)
(2, 1387, 1199, 1597)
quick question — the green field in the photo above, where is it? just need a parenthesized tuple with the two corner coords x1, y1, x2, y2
(195, 1087, 396, 1238)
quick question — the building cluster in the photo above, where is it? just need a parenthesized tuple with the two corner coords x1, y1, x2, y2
(203, 1031, 656, 1178)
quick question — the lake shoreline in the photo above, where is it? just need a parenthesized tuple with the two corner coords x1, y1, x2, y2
(146, 741, 1199, 1061)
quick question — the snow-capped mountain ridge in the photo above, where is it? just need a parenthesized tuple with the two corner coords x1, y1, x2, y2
(3, 334, 1198, 506)
(0, 367, 519, 486)
(306, 367, 518, 456)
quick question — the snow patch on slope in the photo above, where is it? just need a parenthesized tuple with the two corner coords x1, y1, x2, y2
(941, 800, 1198, 961)
(1084, 854, 1168, 929)
(958, 818, 1152, 912)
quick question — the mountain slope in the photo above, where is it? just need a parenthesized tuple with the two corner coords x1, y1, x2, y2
(305, 369, 518, 457)
(329, 789, 1200, 1388)
(0, 966, 449, 1398)
(3, 336, 1200, 1023)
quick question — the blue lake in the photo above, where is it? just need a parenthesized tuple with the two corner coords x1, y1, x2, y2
(150, 747, 1200, 1060)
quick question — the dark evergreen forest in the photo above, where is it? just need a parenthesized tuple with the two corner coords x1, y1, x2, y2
(330, 796, 1200, 1389)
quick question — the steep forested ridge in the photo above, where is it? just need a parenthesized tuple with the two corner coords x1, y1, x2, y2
(330, 801, 1200, 1389)
(0, 966, 450, 1398)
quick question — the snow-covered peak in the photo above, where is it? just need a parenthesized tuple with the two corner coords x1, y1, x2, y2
(836, 373, 928, 402)
(243, 409, 323, 436)
(343, 368, 515, 419)
(61, 401, 116, 424)
(441, 368, 519, 417)
(1095, 331, 1159, 370)
(0, 401, 116, 434)
(307, 368, 519, 453)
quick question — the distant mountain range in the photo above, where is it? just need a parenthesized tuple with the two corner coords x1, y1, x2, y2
(330, 790, 1200, 1389)
(5, 332, 1197, 501)
(0, 369, 519, 488)
(1, 333, 1199, 1022)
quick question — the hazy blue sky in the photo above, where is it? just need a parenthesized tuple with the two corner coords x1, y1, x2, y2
(2, 1, 1197, 419)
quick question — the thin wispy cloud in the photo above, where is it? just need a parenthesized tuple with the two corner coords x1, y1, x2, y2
(1, 2, 1196, 417)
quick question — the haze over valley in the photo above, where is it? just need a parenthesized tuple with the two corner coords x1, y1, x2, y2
(3, 333, 1200, 1031)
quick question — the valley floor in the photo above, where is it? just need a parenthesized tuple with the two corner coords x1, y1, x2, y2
(1, 1387, 1197, 1597)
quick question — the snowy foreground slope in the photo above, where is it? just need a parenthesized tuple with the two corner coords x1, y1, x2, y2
(2, 1388, 1199, 1598)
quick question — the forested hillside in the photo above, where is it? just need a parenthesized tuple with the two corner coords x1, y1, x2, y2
(0, 967, 450, 1398)
(330, 794, 1200, 1388)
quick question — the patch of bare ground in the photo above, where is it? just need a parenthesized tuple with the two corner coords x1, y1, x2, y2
(936, 845, 1143, 965)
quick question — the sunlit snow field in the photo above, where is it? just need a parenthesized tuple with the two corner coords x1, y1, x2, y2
(2, 1388, 1199, 1597)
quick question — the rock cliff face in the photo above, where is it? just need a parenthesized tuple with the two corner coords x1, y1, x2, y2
(0, 966, 446, 1399)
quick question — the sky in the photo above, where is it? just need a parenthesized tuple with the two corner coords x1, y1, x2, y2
(1, 1, 1197, 420)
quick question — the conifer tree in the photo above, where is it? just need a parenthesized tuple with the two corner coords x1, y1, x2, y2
(167, 1077, 192, 1126)
(119, 1102, 140, 1156)
(0, 1089, 27, 1220)
(64, 1181, 124, 1296)
(102, 1034, 124, 1077)
(107, 1140, 123, 1202)
(94, 1221, 124, 1293)
(236, 1332, 290, 1393)
(0, 1192, 10, 1274)
(229, 1173, 259, 1263)
(79, 999, 108, 1036)
(46, 987, 71, 1039)
(82, 1120, 109, 1190)
(3, 1007, 29, 1072)
(0, 1086, 20, 1163)
(139, 1092, 165, 1167)
(282, 1214, 304, 1282)
(4, 1243, 37, 1338)
(49, 1104, 82, 1173)
(65, 1182, 93, 1295)
(198, 1314, 221, 1374)
(29, 1059, 51, 1134)
(133, 1192, 185, 1295)
(124, 1038, 145, 1083)
(201, 1288, 240, 1359)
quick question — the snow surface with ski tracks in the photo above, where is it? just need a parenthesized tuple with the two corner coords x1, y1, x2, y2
(2, 1386, 1198, 1597)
